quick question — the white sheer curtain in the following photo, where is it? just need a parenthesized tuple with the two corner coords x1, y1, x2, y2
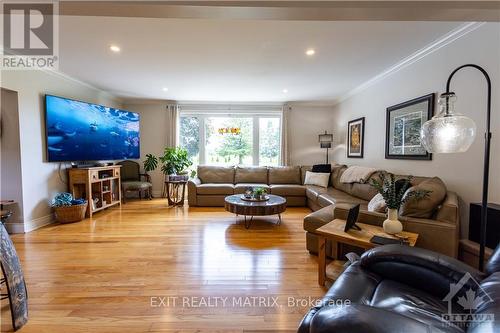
(281, 104, 291, 166)
(165, 104, 179, 148)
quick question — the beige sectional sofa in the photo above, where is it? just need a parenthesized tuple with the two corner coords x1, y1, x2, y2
(188, 164, 460, 257)
(188, 166, 307, 207)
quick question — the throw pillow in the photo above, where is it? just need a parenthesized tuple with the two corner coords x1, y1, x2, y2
(400, 177, 447, 218)
(304, 171, 330, 188)
(312, 164, 332, 173)
(368, 193, 387, 213)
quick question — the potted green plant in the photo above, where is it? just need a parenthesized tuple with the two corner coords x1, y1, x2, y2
(252, 187, 268, 200)
(142, 147, 193, 181)
(51, 192, 88, 223)
(159, 147, 192, 180)
(370, 172, 429, 234)
(143, 153, 158, 173)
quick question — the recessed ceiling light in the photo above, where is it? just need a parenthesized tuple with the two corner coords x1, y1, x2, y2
(109, 45, 121, 53)
(282, 89, 288, 93)
(162, 87, 169, 92)
(306, 49, 315, 56)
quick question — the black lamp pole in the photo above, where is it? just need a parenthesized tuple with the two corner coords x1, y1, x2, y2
(445, 64, 492, 271)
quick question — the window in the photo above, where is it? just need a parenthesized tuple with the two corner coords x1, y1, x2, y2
(179, 113, 282, 168)
(179, 116, 200, 167)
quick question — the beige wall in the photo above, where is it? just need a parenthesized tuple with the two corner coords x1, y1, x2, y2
(1, 70, 121, 232)
(0, 89, 24, 231)
(123, 102, 168, 196)
(331, 23, 500, 237)
(288, 104, 335, 166)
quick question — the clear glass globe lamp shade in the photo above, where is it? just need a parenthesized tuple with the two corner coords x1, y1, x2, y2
(421, 93, 477, 153)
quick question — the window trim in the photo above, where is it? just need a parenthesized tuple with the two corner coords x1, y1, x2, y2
(180, 112, 282, 166)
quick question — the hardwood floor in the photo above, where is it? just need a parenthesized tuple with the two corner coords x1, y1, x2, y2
(1, 199, 328, 332)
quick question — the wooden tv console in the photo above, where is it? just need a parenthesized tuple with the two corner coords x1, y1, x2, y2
(68, 166, 122, 218)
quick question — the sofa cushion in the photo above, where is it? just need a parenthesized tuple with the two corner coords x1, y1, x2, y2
(317, 188, 369, 208)
(317, 194, 336, 207)
(196, 183, 234, 195)
(234, 183, 269, 194)
(269, 166, 301, 184)
(331, 164, 353, 193)
(303, 205, 335, 232)
(234, 166, 268, 184)
(368, 193, 387, 213)
(312, 164, 332, 173)
(350, 171, 381, 201)
(400, 177, 447, 218)
(301, 166, 313, 184)
(369, 280, 452, 328)
(305, 185, 328, 201)
(198, 166, 235, 184)
(122, 181, 152, 190)
(304, 171, 330, 188)
(269, 184, 305, 196)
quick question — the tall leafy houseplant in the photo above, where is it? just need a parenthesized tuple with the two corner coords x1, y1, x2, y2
(143, 154, 158, 173)
(370, 172, 429, 234)
(159, 147, 192, 176)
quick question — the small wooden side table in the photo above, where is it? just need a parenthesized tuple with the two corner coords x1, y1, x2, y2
(164, 180, 187, 206)
(316, 219, 419, 286)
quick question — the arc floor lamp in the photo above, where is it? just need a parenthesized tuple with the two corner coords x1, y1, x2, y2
(421, 64, 492, 271)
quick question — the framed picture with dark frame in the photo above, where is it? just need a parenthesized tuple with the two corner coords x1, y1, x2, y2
(385, 94, 434, 160)
(347, 117, 365, 158)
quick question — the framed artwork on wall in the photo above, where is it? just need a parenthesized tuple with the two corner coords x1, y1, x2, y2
(385, 93, 434, 160)
(347, 117, 365, 158)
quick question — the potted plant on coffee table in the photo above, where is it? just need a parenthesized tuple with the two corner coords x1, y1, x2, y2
(252, 187, 268, 201)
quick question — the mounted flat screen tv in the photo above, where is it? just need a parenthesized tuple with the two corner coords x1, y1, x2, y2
(45, 95, 140, 162)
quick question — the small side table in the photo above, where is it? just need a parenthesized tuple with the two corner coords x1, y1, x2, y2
(164, 180, 187, 206)
(316, 219, 419, 286)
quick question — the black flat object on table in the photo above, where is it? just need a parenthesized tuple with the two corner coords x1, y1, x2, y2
(370, 235, 404, 245)
(343, 204, 361, 232)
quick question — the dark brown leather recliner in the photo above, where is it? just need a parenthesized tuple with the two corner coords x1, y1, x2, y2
(298, 244, 500, 333)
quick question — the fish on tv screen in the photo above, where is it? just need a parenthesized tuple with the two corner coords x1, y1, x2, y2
(45, 95, 140, 162)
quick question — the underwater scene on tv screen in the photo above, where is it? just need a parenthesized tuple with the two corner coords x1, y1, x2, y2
(46, 95, 140, 161)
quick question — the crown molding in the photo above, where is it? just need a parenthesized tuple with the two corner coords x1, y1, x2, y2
(0, 45, 122, 104)
(42, 69, 123, 103)
(334, 21, 485, 106)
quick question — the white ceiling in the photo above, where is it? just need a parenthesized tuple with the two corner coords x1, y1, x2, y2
(59, 16, 462, 103)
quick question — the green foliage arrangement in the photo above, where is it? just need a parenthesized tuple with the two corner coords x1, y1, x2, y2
(252, 187, 267, 197)
(370, 172, 430, 210)
(142, 147, 193, 176)
(143, 154, 158, 173)
(159, 147, 193, 175)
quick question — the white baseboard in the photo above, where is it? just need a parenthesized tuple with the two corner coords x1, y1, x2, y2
(152, 190, 163, 197)
(23, 213, 55, 233)
(4, 222, 25, 234)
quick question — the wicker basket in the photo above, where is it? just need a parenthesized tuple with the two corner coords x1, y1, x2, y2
(54, 203, 88, 223)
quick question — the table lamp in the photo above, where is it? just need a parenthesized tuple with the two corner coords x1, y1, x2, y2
(319, 131, 334, 164)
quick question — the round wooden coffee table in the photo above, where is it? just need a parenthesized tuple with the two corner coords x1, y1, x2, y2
(224, 194, 287, 229)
